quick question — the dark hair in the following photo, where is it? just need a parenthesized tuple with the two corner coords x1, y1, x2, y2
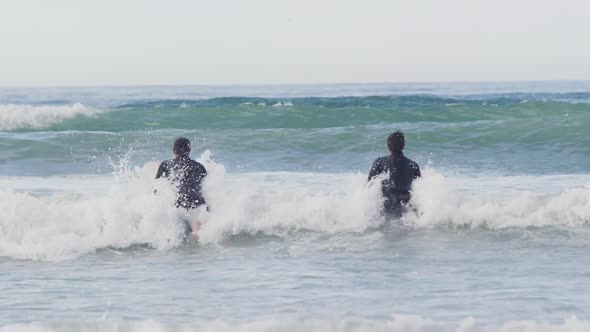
(387, 131, 405, 152)
(173, 137, 191, 156)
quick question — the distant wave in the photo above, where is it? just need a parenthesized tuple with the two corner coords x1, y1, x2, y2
(117, 93, 590, 108)
(2, 95, 589, 133)
(1, 315, 588, 332)
(0, 103, 103, 131)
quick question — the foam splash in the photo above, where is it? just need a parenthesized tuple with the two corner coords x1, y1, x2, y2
(196, 161, 590, 241)
(0, 164, 184, 261)
(188, 153, 590, 242)
(1, 315, 589, 332)
(0, 103, 103, 131)
(195, 150, 384, 244)
(404, 169, 590, 229)
(1, 151, 589, 261)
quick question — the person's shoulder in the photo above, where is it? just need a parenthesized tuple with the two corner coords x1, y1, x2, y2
(159, 159, 173, 168)
(156, 159, 174, 178)
(189, 159, 207, 171)
(405, 156, 420, 170)
(374, 155, 390, 164)
(371, 155, 392, 172)
(188, 158, 204, 167)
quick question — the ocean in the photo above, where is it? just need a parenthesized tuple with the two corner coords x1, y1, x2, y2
(1, 82, 589, 331)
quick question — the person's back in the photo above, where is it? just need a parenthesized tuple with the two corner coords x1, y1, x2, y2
(368, 131, 420, 215)
(156, 138, 207, 210)
(156, 155, 207, 209)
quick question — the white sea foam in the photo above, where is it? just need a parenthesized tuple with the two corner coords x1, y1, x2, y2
(195, 165, 590, 244)
(0, 164, 185, 261)
(0, 152, 589, 261)
(404, 169, 590, 229)
(271, 101, 294, 107)
(0, 103, 103, 131)
(196, 150, 385, 244)
(1, 315, 590, 332)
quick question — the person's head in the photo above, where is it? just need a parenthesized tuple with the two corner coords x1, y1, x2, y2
(173, 137, 191, 157)
(387, 131, 405, 153)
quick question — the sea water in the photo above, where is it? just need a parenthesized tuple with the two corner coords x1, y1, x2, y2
(1, 82, 590, 331)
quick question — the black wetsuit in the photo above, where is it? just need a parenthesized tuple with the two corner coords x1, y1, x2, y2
(155, 155, 207, 210)
(368, 151, 421, 215)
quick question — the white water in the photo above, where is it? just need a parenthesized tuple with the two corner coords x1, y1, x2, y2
(0, 103, 103, 131)
(1, 152, 589, 261)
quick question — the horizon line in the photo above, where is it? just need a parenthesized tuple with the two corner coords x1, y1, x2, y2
(1, 79, 590, 90)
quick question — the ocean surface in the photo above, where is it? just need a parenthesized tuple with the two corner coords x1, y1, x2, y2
(1, 82, 589, 331)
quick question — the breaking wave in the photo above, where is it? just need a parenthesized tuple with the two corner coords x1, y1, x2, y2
(0, 103, 103, 131)
(0, 152, 589, 261)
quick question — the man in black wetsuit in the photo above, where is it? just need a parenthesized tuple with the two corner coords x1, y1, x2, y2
(156, 137, 207, 238)
(368, 131, 421, 216)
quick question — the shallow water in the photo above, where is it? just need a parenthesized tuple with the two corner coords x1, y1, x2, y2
(1, 82, 590, 331)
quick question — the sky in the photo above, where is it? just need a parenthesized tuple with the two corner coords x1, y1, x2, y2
(1, 0, 589, 86)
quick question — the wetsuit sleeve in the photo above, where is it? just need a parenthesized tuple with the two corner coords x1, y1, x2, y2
(413, 162, 421, 179)
(368, 158, 384, 182)
(193, 162, 207, 181)
(200, 164, 207, 179)
(155, 162, 168, 179)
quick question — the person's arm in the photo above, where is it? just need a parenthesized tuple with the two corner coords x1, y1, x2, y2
(155, 161, 168, 179)
(368, 158, 384, 182)
(199, 164, 207, 180)
(413, 163, 421, 179)
(196, 163, 209, 211)
(190, 162, 207, 182)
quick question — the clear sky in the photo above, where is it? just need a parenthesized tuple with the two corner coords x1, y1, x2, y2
(1, 0, 589, 86)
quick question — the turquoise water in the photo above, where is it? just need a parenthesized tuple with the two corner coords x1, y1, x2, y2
(1, 83, 590, 331)
(1, 90, 589, 176)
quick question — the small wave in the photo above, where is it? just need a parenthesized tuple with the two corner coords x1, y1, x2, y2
(0, 103, 104, 131)
(1, 315, 588, 332)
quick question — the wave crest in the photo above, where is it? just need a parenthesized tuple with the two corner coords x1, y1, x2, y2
(404, 170, 590, 229)
(0, 103, 103, 131)
(0, 163, 185, 261)
(1, 152, 589, 261)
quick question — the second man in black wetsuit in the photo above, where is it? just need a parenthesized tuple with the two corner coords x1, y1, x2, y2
(368, 131, 421, 216)
(156, 137, 207, 238)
